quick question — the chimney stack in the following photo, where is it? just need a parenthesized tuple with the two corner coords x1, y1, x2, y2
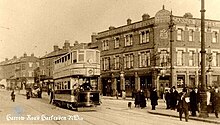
(63, 40, 70, 49)
(53, 45, 59, 51)
(142, 14, 150, 21)
(91, 33, 97, 43)
(24, 53, 27, 57)
(127, 18, 132, 25)
(109, 26, 115, 30)
(74, 41, 79, 46)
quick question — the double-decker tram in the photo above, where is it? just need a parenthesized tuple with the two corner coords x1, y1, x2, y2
(53, 49, 101, 111)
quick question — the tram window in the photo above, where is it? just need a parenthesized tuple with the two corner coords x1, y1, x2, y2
(68, 81, 70, 89)
(67, 54, 70, 60)
(72, 51, 77, 63)
(78, 54, 84, 62)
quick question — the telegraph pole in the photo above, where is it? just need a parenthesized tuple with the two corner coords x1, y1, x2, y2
(199, 0, 208, 118)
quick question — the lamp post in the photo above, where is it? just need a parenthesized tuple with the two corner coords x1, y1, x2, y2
(199, 0, 208, 118)
(169, 11, 175, 88)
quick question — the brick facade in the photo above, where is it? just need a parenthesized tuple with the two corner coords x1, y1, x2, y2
(89, 6, 220, 97)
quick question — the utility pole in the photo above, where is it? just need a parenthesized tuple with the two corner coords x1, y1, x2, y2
(199, 0, 208, 118)
(169, 11, 175, 88)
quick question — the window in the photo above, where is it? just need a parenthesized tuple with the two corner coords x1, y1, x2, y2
(140, 30, 150, 44)
(212, 51, 218, 66)
(114, 37, 120, 48)
(114, 56, 120, 70)
(139, 51, 151, 67)
(160, 50, 169, 67)
(78, 54, 84, 62)
(29, 62, 33, 67)
(28, 71, 33, 77)
(125, 34, 133, 46)
(72, 51, 77, 63)
(21, 64, 26, 70)
(124, 53, 134, 69)
(102, 39, 109, 50)
(212, 31, 218, 43)
(189, 29, 194, 41)
(177, 28, 183, 41)
(189, 50, 195, 66)
(177, 50, 183, 66)
(36, 62, 39, 67)
(42, 60, 45, 66)
(42, 70, 45, 75)
(102, 57, 110, 71)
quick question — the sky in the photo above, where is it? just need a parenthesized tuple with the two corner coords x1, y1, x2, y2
(0, 0, 220, 62)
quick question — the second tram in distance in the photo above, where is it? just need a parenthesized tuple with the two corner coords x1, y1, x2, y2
(52, 49, 101, 110)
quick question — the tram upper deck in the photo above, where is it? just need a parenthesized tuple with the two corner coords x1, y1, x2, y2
(53, 49, 100, 79)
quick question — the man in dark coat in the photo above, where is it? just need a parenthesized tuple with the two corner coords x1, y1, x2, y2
(211, 86, 220, 118)
(190, 87, 199, 116)
(11, 90, 15, 102)
(177, 88, 190, 122)
(135, 90, 141, 107)
(165, 89, 171, 109)
(140, 90, 146, 108)
(170, 86, 179, 110)
(150, 87, 158, 110)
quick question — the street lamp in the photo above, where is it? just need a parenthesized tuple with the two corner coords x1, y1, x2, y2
(206, 53, 213, 87)
(169, 11, 175, 88)
(199, 0, 208, 118)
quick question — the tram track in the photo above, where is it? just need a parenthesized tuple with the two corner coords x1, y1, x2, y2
(0, 90, 155, 125)
(1, 91, 119, 125)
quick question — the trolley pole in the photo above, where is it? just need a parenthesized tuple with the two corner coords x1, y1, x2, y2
(199, 0, 208, 118)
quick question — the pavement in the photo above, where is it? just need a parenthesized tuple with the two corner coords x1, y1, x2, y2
(12, 89, 220, 124)
(102, 96, 220, 124)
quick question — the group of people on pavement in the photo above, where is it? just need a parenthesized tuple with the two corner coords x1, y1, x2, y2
(131, 85, 220, 122)
(164, 86, 220, 122)
(134, 87, 159, 110)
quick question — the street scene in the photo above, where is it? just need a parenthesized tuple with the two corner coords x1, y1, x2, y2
(1, 0, 220, 125)
(0, 89, 218, 125)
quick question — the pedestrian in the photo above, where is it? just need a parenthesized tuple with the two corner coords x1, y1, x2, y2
(164, 89, 171, 109)
(140, 90, 146, 109)
(132, 90, 135, 99)
(26, 90, 31, 99)
(211, 86, 220, 118)
(50, 88, 54, 104)
(170, 86, 179, 110)
(135, 90, 141, 108)
(146, 88, 150, 100)
(190, 87, 199, 116)
(122, 90, 126, 99)
(115, 89, 119, 99)
(11, 90, 15, 102)
(207, 86, 212, 113)
(177, 88, 190, 122)
(150, 87, 158, 110)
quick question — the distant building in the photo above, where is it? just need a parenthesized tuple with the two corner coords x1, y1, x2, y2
(89, 6, 220, 96)
(0, 53, 40, 90)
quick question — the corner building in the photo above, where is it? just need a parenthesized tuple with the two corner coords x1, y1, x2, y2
(90, 6, 220, 97)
